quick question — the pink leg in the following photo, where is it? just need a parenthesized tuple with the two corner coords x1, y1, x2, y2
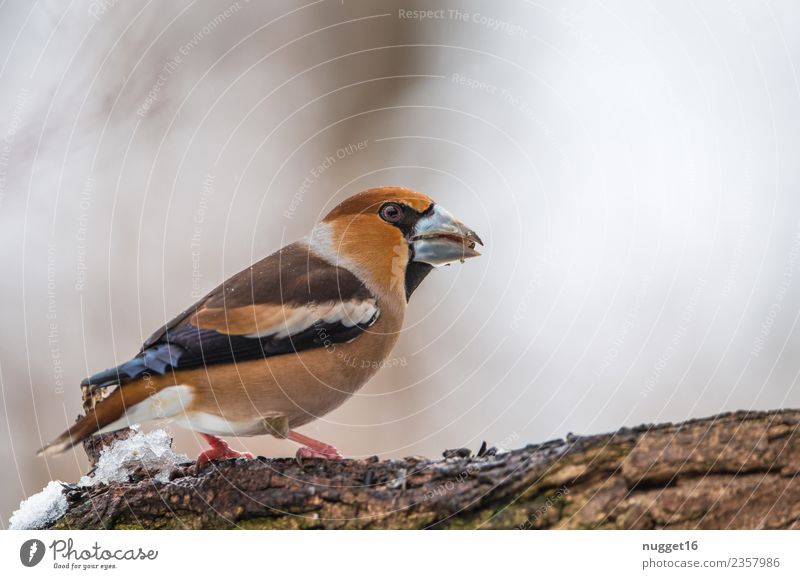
(195, 433, 253, 467)
(288, 430, 343, 460)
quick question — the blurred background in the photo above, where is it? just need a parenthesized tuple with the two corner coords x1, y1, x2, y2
(2, 0, 800, 525)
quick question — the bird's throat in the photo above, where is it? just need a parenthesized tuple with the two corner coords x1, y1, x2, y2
(404, 261, 433, 301)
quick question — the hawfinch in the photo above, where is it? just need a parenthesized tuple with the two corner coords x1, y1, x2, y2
(40, 187, 482, 463)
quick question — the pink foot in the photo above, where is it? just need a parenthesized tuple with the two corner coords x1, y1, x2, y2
(196, 433, 253, 468)
(288, 430, 343, 460)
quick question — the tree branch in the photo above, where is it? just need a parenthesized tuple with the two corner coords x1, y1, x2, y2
(51, 409, 800, 529)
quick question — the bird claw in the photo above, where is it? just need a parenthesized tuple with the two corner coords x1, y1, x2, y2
(295, 445, 343, 461)
(195, 434, 253, 468)
(196, 447, 253, 468)
(288, 430, 343, 461)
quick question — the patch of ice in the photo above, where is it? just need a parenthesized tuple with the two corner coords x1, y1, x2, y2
(79, 426, 188, 486)
(9, 480, 68, 530)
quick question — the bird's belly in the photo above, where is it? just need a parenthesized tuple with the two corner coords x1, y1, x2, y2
(170, 411, 282, 437)
(176, 332, 398, 432)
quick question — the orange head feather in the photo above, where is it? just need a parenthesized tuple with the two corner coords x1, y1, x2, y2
(323, 187, 434, 221)
(313, 186, 480, 310)
(316, 187, 433, 303)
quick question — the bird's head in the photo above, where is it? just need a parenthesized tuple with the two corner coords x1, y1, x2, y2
(311, 186, 482, 304)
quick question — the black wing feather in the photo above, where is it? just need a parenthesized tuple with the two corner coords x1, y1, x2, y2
(82, 242, 378, 387)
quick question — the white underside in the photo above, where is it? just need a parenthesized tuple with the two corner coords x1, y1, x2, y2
(171, 411, 271, 437)
(97, 384, 281, 437)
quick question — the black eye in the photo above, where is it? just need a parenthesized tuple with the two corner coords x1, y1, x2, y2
(380, 203, 404, 223)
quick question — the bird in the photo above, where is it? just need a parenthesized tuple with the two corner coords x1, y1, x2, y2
(39, 186, 482, 465)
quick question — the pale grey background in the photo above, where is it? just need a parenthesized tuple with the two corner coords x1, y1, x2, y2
(2, 0, 799, 524)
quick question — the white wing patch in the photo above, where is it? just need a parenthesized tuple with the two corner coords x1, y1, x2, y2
(245, 298, 378, 340)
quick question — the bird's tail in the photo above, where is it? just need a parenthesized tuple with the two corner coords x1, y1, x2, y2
(37, 379, 156, 456)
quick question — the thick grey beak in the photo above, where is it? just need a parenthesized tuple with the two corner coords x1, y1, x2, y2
(411, 205, 483, 267)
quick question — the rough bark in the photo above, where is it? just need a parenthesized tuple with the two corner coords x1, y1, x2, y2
(50, 409, 800, 529)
